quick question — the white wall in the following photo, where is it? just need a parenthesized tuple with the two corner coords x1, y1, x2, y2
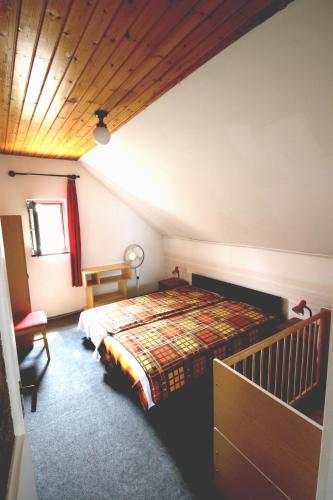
(0, 155, 164, 316)
(163, 237, 333, 318)
(81, 0, 333, 257)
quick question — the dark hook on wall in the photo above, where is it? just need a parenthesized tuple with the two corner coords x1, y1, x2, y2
(8, 170, 80, 180)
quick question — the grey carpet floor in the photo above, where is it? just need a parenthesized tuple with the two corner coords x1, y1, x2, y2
(19, 317, 220, 500)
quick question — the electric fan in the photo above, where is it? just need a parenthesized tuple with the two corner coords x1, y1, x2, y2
(124, 244, 144, 294)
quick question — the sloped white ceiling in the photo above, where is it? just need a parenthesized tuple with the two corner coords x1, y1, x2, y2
(80, 0, 333, 257)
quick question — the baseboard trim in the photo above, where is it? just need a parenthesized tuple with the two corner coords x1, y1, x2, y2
(48, 310, 83, 321)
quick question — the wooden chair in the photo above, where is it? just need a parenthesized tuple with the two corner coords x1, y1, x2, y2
(14, 311, 50, 361)
(1, 217, 49, 412)
(14, 311, 49, 413)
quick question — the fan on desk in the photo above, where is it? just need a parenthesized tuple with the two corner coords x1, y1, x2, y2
(124, 244, 144, 294)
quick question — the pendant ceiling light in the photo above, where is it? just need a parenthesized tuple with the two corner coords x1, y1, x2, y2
(93, 109, 110, 145)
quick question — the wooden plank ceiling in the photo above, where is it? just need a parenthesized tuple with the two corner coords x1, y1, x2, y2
(0, 0, 292, 160)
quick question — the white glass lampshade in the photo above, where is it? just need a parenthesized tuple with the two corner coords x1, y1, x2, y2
(93, 125, 111, 145)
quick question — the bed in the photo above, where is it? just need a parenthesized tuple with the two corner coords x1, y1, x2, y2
(78, 284, 223, 348)
(79, 274, 283, 410)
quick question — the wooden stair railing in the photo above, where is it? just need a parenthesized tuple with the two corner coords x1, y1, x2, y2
(223, 308, 331, 406)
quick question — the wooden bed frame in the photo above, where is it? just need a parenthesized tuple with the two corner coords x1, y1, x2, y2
(213, 308, 331, 500)
(192, 274, 283, 317)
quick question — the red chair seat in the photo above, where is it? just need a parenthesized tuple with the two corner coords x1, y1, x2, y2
(14, 311, 47, 332)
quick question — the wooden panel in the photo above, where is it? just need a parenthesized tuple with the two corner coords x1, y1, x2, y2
(20, 0, 99, 153)
(191, 273, 283, 316)
(25, 0, 123, 156)
(0, 215, 31, 316)
(0, 0, 20, 147)
(51, 0, 220, 152)
(13, 0, 71, 153)
(39, 0, 152, 148)
(0, 0, 294, 160)
(214, 428, 288, 500)
(5, 0, 46, 152)
(213, 359, 322, 500)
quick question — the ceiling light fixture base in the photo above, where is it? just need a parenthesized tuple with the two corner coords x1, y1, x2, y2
(95, 109, 109, 126)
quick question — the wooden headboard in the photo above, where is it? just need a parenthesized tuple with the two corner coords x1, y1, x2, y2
(192, 274, 283, 318)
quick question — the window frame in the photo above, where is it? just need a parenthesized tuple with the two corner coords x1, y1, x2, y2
(26, 199, 69, 257)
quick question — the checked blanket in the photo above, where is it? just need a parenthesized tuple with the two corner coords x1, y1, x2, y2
(97, 286, 223, 336)
(101, 300, 276, 409)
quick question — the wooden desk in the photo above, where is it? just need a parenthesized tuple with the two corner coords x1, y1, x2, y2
(81, 263, 131, 309)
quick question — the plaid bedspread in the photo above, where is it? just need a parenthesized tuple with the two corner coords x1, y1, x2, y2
(97, 286, 223, 335)
(101, 300, 276, 409)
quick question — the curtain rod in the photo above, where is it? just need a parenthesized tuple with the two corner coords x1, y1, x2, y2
(8, 170, 80, 180)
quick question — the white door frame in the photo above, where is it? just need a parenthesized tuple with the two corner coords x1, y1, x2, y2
(0, 223, 24, 435)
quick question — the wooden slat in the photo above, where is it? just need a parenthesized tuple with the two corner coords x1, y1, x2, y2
(36, 0, 151, 155)
(274, 340, 280, 396)
(5, 0, 46, 152)
(293, 329, 300, 400)
(304, 325, 312, 391)
(299, 326, 307, 394)
(280, 337, 287, 400)
(259, 349, 264, 387)
(20, 0, 99, 153)
(0, 0, 20, 150)
(25, 0, 123, 155)
(251, 353, 256, 382)
(12, 0, 71, 153)
(311, 323, 318, 385)
(286, 333, 293, 402)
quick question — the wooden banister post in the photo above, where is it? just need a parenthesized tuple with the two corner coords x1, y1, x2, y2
(317, 308, 332, 388)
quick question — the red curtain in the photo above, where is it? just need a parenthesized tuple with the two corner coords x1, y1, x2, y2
(67, 179, 82, 287)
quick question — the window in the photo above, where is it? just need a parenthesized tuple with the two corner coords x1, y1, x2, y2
(27, 200, 69, 256)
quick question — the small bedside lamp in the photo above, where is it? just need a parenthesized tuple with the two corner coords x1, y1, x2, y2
(292, 299, 312, 317)
(172, 266, 180, 279)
